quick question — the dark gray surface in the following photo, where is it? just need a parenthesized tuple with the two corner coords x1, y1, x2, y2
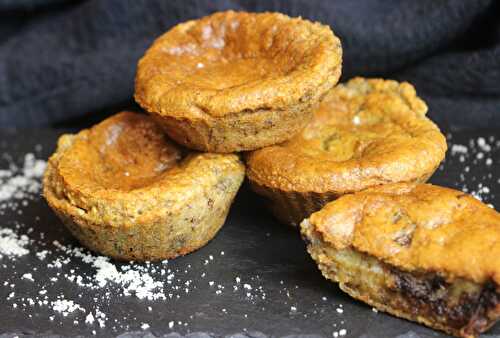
(0, 128, 499, 338)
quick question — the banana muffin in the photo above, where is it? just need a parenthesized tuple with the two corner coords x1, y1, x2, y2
(135, 10, 342, 153)
(301, 183, 500, 338)
(247, 78, 447, 226)
(43, 112, 245, 261)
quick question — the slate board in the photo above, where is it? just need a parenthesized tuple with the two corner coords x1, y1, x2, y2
(0, 128, 499, 338)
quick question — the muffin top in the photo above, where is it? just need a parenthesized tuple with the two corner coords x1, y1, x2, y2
(302, 183, 500, 285)
(135, 11, 342, 118)
(62, 111, 184, 192)
(43, 112, 244, 227)
(247, 78, 447, 193)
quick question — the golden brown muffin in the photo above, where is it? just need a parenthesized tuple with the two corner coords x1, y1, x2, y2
(301, 183, 500, 338)
(135, 11, 342, 153)
(246, 77, 447, 226)
(43, 112, 245, 261)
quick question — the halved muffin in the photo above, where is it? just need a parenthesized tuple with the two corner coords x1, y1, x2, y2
(301, 183, 500, 338)
(43, 112, 245, 261)
(246, 78, 447, 226)
(135, 11, 342, 153)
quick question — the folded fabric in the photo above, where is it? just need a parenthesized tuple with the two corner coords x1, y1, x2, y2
(0, 0, 498, 129)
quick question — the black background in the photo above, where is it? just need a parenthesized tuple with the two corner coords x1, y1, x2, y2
(0, 0, 499, 130)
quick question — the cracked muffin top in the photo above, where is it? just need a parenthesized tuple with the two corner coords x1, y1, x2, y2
(44, 112, 244, 227)
(246, 78, 447, 193)
(303, 183, 500, 285)
(135, 10, 342, 118)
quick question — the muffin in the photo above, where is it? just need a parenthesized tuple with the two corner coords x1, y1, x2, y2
(301, 183, 500, 338)
(135, 10, 342, 153)
(43, 112, 245, 261)
(246, 77, 447, 226)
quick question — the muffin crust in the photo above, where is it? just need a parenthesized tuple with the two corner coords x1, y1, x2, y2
(247, 78, 447, 225)
(43, 112, 245, 261)
(301, 183, 500, 338)
(135, 11, 342, 152)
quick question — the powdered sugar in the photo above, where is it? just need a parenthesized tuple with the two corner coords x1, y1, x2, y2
(52, 299, 85, 316)
(85, 313, 95, 324)
(50, 241, 167, 301)
(0, 153, 46, 203)
(21, 273, 34, 281)
(0, 228, 30, 258)
(443, 134, 498, 206)
(450, 144, 468, 155)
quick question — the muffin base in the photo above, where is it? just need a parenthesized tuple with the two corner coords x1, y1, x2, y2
(44, 157, 243, 261)
(47, 200, 227, 262)
(152, 102, 314, 153)
(249, 170, 436, 227)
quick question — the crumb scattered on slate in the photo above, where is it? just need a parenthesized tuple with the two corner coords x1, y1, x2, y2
(443, 134, 498, 208)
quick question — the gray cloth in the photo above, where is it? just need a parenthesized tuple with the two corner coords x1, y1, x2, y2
(0, 0, 498, 129)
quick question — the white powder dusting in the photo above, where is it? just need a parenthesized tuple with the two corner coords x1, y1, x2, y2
(92, 256, 165, 300)
(450, 144, 468, 155)
(447, 135, 498, 208)
(50, 241, 166, 301)
(21, 273, 34, 281)
(85, 313, 95, 324)
(0, 150, 47, 254)
(0, 228, 30, 258)
(52, 299, 85, 316)
(36, 250, 49, 260)
(0, 153, 46, 203)
(477, 137, 491, 152)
